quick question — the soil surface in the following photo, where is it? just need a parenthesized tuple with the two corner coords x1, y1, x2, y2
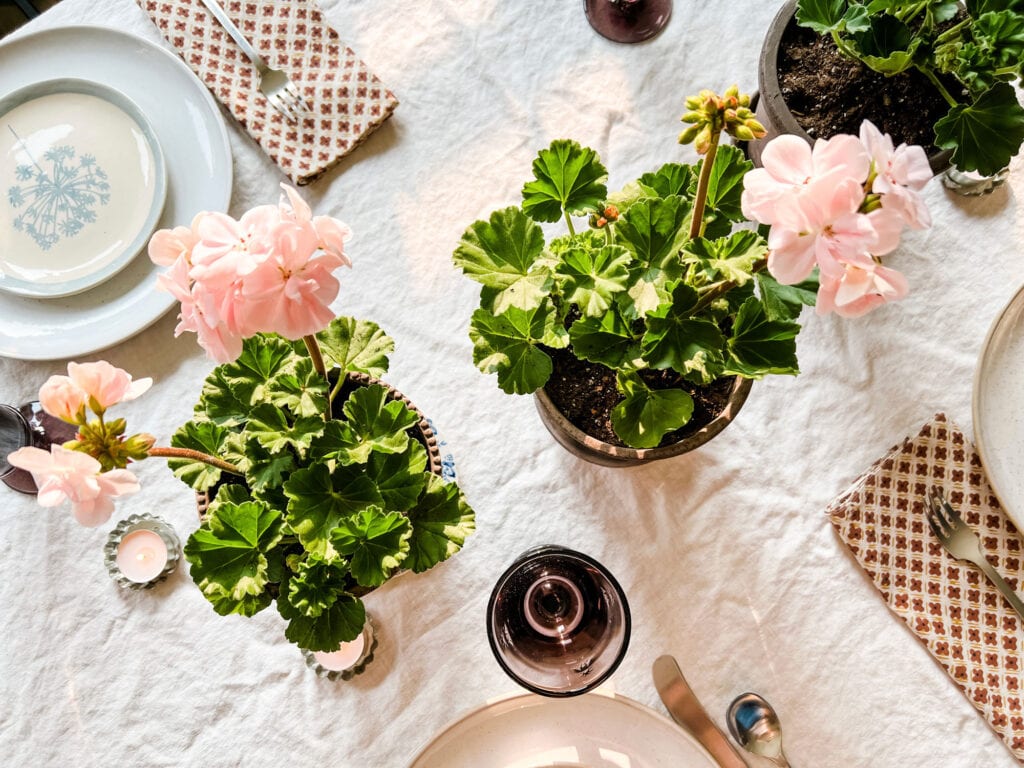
(543, 345, 736, 448)
(777, 20, 955, 152)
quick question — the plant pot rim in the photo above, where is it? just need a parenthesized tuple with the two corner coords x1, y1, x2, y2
(534, 375, 753, 467)
(754, 0, 952, 174)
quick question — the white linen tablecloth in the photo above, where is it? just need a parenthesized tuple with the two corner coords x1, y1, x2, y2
(1, 1, 1023, 766)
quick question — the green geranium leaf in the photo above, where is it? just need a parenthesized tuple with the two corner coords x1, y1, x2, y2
(641, 283, 726, 383)
(405, 475, 476, 573)
(284, 463, 383, 558)
(314, 384, 419, 465)
(366, 439, 428, 512)
(184, 500, 285, 617)
(795, 0, 849, 33)
(284, 556, 349, 618)
(854, 15, 918, 74)
(219, 335, 299, 409)
(316, 316, 394, 378)
(522, 140, 608, 222)
(198, 367, 252, 427)
(279, 589, 365, 651)
(757, 272, 818, 321)
(610, 372, 694, 449)
(967, 1, 1024, 17)
(637, 162, 695, 198)
(842, 2, 870, 33)
(453, 206, 551, 314)
(240, 437, 296, 492)
(267, 357, 329, 419)
(555, 244, 632, 317)
(209, 483, 252, 512)
(615, 195, 691, 269)
(698, 145, 752, 222)
(469, 302, 567, 394)
(569, 307, 638, 369)
(331, 508, 411, 587)
(243, 403, 324, 455)
(682, 231, 767, 286)
(935, 82, 1024, 176)
(169, 420, 233, 491)
(958, 12, 1024, 92)
(724, 297, 801, 378)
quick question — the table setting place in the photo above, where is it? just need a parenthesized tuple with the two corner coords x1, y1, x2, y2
(1, 0, 1023, 766)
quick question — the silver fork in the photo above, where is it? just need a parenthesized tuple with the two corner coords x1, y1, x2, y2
(926, 487, 1024, 619)
(198, 0, 310, 123)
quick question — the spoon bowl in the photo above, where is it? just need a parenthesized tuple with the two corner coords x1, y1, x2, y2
(726, 692, 791, 767)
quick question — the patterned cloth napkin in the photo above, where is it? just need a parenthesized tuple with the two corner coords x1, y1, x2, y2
(828, 413, 1024, 762)
(136, 0, 399, 185)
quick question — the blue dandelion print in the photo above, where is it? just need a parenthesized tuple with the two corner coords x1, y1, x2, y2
(6, 126, 110, 251)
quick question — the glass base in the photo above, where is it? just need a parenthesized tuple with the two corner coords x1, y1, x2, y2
(585, 0, 672, 43)
(942, 165, 1010, 197)
(1, 402, 77, 495)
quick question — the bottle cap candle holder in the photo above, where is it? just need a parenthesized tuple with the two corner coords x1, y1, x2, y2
(103, 513, 181, 590)
(302, 614, 378, 681)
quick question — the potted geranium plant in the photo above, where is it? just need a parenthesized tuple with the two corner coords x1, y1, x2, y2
(8, 186, 476, 655)
(751, 0, 1024, 185)
(452, 86, 933, 466)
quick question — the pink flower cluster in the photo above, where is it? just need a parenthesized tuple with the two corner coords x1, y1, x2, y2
(149, 184, 352, 361)
(742, 121, 931, 318)
(8, 362, 150, 526)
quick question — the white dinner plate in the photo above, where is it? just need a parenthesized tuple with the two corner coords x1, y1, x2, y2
(973, 283, 1024, 528)
(0, 78, 167, 298)
(408, 692, 718, 768)
(0, 25, 232, 360)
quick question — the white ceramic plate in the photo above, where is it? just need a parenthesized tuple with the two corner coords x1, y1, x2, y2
(973, 283, 1024, 528)
(0, 25, 232, 360)
(408, 692, 718, 768)
(0, 78, 167, 298)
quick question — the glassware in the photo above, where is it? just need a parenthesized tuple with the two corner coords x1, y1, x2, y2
(0, 401, 77, 494)
(487, 545, 631, 697)
(942, 164, 1010, 196)
(585, 0, 672, 44)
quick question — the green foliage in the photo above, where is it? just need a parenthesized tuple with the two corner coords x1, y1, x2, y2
(795, 0, 1024, 173)
(181, 316, 476, 653)
(451, 139, 804, 449)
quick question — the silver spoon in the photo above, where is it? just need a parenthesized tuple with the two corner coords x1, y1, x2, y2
(726, 692, 792, 767)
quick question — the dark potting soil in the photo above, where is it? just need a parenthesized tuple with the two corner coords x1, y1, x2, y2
(777, 20, 954, 152)
(543, 345, 736, 448)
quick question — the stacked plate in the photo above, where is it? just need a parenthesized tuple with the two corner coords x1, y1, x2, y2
(0, 25, 233, 360)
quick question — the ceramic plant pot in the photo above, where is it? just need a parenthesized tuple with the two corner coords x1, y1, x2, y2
(747, 0, 952, 174)
(533, 376, 753, 468)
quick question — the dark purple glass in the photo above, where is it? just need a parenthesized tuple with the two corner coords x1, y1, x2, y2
(585, 0, 672, 44)
(1, 402, 77, 494)
(487, 545, 631, 697)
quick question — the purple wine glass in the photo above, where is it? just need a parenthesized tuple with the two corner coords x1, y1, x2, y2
(487, 545, 631, 697)
(0, 402, 77, 494)
(585, 0, 672, 44)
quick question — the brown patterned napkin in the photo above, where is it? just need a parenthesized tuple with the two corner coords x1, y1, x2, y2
(829, 414, 1024, 761)
(137, 0, 399, 185)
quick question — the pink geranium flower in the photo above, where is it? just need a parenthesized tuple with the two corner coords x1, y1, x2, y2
(816, 262, 909, 318)
(7, 445, 140, 527)
(860, 120, 932, 229)
(40, 362, 152, 420)
(148, 224, 197, 267)
(39, 376, 87, 424)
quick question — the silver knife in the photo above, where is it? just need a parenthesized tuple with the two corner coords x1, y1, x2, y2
(652, 654, 748, 768)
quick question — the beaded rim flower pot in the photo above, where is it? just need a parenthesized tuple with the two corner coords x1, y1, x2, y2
(533, 376, 753, 468)
(746, 0, 953, 175)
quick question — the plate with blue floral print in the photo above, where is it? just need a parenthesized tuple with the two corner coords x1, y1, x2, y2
(0, 78, 166, 298)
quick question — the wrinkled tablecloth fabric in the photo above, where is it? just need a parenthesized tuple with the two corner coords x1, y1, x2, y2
(1, 1, 1023, 766)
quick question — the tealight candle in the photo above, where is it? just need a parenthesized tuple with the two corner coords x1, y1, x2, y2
(103, 514, 180, 590)
(303, 615, 377, 680)
(115, 529, 168, 583)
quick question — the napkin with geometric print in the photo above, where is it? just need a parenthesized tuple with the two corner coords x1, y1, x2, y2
(136, 0, 399, 185)
(828, 413, 1024, 763)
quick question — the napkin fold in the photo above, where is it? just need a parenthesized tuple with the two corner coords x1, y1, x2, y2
(136, 0, 399, 185)
(828, 414, 1024, 762)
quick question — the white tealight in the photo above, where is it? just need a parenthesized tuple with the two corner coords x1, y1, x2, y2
(313, 634, 366, 672)
(115, 529, 168, 584)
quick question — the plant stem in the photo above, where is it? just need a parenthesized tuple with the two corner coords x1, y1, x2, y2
(934, 18, 970, 46)
(148, 447, 243, 475)
(917, 65, 959, 107)
(689, 131, 720, 241)
(564, 212, 576, 237)
(304, 335, 327, 379)
(691, 257, 768, 314)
